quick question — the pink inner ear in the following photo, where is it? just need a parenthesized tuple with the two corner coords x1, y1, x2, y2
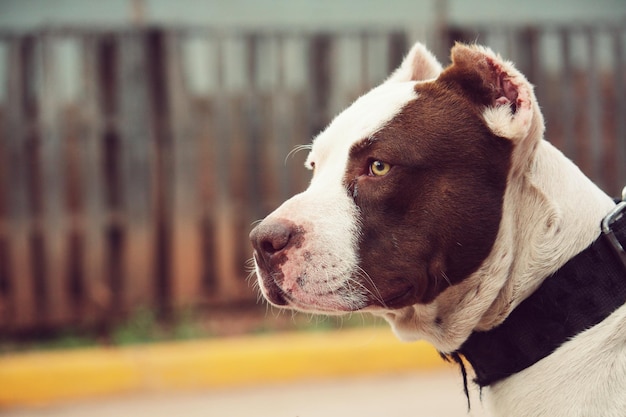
(484, 54, 520, 111)
(495, 73, 519, 112)
(500, 74, 518, 102)
(495, 96, 510, 106)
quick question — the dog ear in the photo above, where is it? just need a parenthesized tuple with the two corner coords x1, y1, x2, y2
(439, 43, 544, 143)
(385, 42, 443, 83)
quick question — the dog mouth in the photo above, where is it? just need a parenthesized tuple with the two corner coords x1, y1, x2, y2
(258, 274, 356, 312)
(261, 276, 290, 307)
(254, 263, 364, 313)
(252, 245, 419, 313)
(256, 261, 417, 312)
(252, 253, 289, 307)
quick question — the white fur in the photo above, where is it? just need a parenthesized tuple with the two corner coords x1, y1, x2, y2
(486, 303, 626, 417)
(305, 81, 419, 173)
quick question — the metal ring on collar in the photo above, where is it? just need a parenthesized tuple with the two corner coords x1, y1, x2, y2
(602, 199, 626, 272)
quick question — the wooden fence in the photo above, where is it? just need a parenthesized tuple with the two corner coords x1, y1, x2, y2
(0, 22, 624, 332)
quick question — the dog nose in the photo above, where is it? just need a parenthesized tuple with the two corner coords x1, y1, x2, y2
(250, 219, 294, 261)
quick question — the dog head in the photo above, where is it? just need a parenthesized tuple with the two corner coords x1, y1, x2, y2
(250, 43, 544, 341)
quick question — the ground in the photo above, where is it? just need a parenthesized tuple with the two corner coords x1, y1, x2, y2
(3, 369, 488, 417)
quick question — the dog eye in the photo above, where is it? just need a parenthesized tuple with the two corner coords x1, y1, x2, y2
(369, 160, 391, 176)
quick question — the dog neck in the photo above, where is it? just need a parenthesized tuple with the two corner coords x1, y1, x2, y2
(481, 140, 616, 327)
(380, 139, 616, 353)
(458, 208, 626, 386)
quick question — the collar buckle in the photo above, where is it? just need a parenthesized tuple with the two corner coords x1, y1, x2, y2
(602, 196, 626, 271)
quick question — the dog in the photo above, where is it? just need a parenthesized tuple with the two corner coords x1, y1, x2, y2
(249, 42, 626, 416)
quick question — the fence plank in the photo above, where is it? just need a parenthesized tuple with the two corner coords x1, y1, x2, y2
(211, 36, 239, 300)
(195, 98, 217, 299)
(118, 32, 155, 311)
(0, 109, 7, 328)
(387, 31, 408, 75)
(99, 35, 125, 315)
(4, 37, 38, 329)
(145, 28, 173, 314)
(76, 35, 109, 320)
(39, 33, 73, 325)
(167, 32, 203, 309)
(195, 38, 220, 300)
(614, 28, 626, 192)
(222, 92, 247, 300)
(559, 28, 577, 163)
(243, 34, 264, 222)
(308, 34, 332, 139)
(586, 29, 603, 187)
(272, 35, 292, 204)
(236, 34, 269, 301)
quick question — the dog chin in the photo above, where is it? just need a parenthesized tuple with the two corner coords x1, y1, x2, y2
(257, 274, 364, 314)
(263, 292, 358, 315)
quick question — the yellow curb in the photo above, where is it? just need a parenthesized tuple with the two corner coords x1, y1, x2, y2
(0, 327, 447, 407)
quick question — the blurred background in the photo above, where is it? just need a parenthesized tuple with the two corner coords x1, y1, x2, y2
(0, 0, 624, 414)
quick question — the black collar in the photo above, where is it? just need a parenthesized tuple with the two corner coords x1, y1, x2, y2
(454, 200, 626, 388)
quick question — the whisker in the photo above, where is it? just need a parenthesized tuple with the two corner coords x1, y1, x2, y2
(245, 258, 257, 274)
(353, 266, 387, 308)
(343, 279, 365, 309)
(441, 271, 452, 287)
(337, 315, 344, 329)
(347, 276, 386, 308)
(250, 218, 264, 227)
(270, 305, 283, 318)
(285, 143, 313, 165)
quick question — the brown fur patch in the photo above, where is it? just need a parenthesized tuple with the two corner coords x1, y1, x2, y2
(344, 77, 513, 306)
